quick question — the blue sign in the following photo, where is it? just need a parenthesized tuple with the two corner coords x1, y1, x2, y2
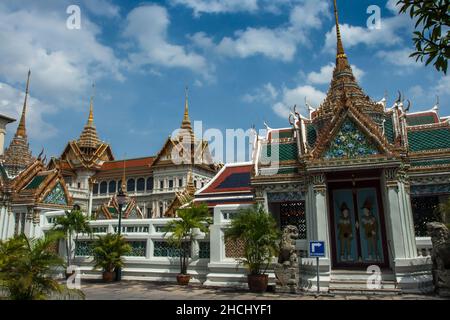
(309, 241, 325, 257)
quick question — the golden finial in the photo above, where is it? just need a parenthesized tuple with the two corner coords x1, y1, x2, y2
(333, 0, 346, 59)
(16, 69, 31, 138)
(184, 86, 189, 121)
(87, 83, 95, 126)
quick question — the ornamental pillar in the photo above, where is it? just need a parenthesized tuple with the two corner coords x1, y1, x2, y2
(383, 167, 417, 260)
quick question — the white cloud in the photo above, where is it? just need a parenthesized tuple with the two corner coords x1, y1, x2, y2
(306, 63, 365, 85)
(435, 76, 450, 96)
(124, 5, 211, 79)
(376, 48, 421, 68)
(0, 82, 57, 140)
(171, 0, 258, 16)
(0, 2, 124, 141)
(272, 85, 325, 118)
(82, 0, 120, 18)
(193, 0, 330, 61)
(243, 83, 279, 103)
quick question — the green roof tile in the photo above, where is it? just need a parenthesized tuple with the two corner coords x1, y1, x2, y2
(260, 143, 298, 162)
(384, 115, 394, 144)
(306, 124, 317, 147)
(407, 114, 437, 126)
(24, 175, 46, 190)
(408, 128, 450, 152)
(411, 159, 450, 167)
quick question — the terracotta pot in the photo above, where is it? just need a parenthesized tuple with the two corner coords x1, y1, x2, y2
(247, 274, 268, 293)
(102, 271, 116, 282)
(177, 274, 191, 285)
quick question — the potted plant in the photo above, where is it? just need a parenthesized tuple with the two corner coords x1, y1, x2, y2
(52, 209, 92, 278)
(225, 204, 279, 293)
(92, 233, 131, 282)
(164, 203, 211, 285)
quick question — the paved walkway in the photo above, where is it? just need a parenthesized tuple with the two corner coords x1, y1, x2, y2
(79, 280, 445, 300)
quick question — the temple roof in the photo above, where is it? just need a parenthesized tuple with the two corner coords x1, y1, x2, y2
(78, 95, 101, 149)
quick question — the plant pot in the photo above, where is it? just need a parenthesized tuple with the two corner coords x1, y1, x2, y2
(177, 274, 191, 285)
(102, 271, 116, 282)
(247, 274, 268, 293)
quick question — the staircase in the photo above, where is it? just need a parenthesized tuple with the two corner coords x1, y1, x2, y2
(329, 270, 401, 295)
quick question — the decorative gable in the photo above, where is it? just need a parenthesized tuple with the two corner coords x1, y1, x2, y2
(43, 182, 68, 205)
(323, 118, 379, 159)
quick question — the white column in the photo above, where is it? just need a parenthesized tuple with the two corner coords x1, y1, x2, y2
(384, 168, 417, 260)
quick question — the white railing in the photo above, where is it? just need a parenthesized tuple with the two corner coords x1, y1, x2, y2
(416, 237, 433, 257)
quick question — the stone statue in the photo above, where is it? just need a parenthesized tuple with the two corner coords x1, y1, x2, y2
(427, 222, 450, 297)
(274, 225, 299, 293)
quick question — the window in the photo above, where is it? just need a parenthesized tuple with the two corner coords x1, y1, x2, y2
(201, 182, 204, 188)
(77, 182, 81, 189)
(93, 183, 99, 194)
(146, 208, 152, 218)
(127, 179, 135, 192)
(178, 178, 183, 187)
(118, 180, 122, 191)
(137, 178, 145, 192)
(194, 180, 197, 188)
(100, 181, 107, 195)
(169, 180, 174, 189)
(160, 180, 164, 189)
(108, 181, 116, 194)
(147, 177, 154, 191)
(159, 203, 164, 216)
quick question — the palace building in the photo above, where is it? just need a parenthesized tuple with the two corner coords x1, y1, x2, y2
(0, 0, 448, 294)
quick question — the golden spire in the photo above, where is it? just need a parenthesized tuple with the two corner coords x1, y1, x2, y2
(78, 83, 101, 149)
(87, 83, 95, 127)
(333, 0, 347, 60)
(16, 69, 31, 138)
(179, 86, 195, 142)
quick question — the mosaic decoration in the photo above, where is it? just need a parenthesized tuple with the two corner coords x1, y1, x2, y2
(43, 182, 68, 205)
(124, 241, 147, 257)
(324, 119, 379, 159)
(225, 238, 245, 258)
(153, 241, 191, 257)
(199, 241, 210, 259)
(75, 241, 93, 256)
(267, 192, 304, 202)
(411, 184, 450, 196)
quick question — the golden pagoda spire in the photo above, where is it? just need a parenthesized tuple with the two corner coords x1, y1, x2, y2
(333, 0, 346, 60)
(16, 69, 31, 138)
(181, 86, 192, 131)
(87, 83, 95, 127)
(78, 83, 101, 149)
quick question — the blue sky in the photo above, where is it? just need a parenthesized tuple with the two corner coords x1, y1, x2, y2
(0, 0, 448, 161)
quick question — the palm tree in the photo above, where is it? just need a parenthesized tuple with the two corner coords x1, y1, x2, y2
(164, 203, 211, 282)
(92, 233, 131, 282)
(53, 209, 92, 268)
(225, 204, 279, 292)
(0, 232, 84, 300)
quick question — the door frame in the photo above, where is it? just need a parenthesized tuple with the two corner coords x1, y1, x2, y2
(328, 179, 390, 270)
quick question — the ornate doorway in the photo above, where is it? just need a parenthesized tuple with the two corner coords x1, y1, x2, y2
(328, 180, 389, 269)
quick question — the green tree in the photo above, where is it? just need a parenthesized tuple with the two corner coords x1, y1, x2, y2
(92, 233, 131, 273)
(397, 0, 450, 74)
(0, 232, 83, 300)
(224, 205, 279, 275)
(164, 203, 211, 275)
(53, 209, 92, 267)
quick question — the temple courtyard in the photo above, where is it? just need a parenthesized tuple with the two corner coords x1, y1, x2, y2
(75, 280, 446, 300)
